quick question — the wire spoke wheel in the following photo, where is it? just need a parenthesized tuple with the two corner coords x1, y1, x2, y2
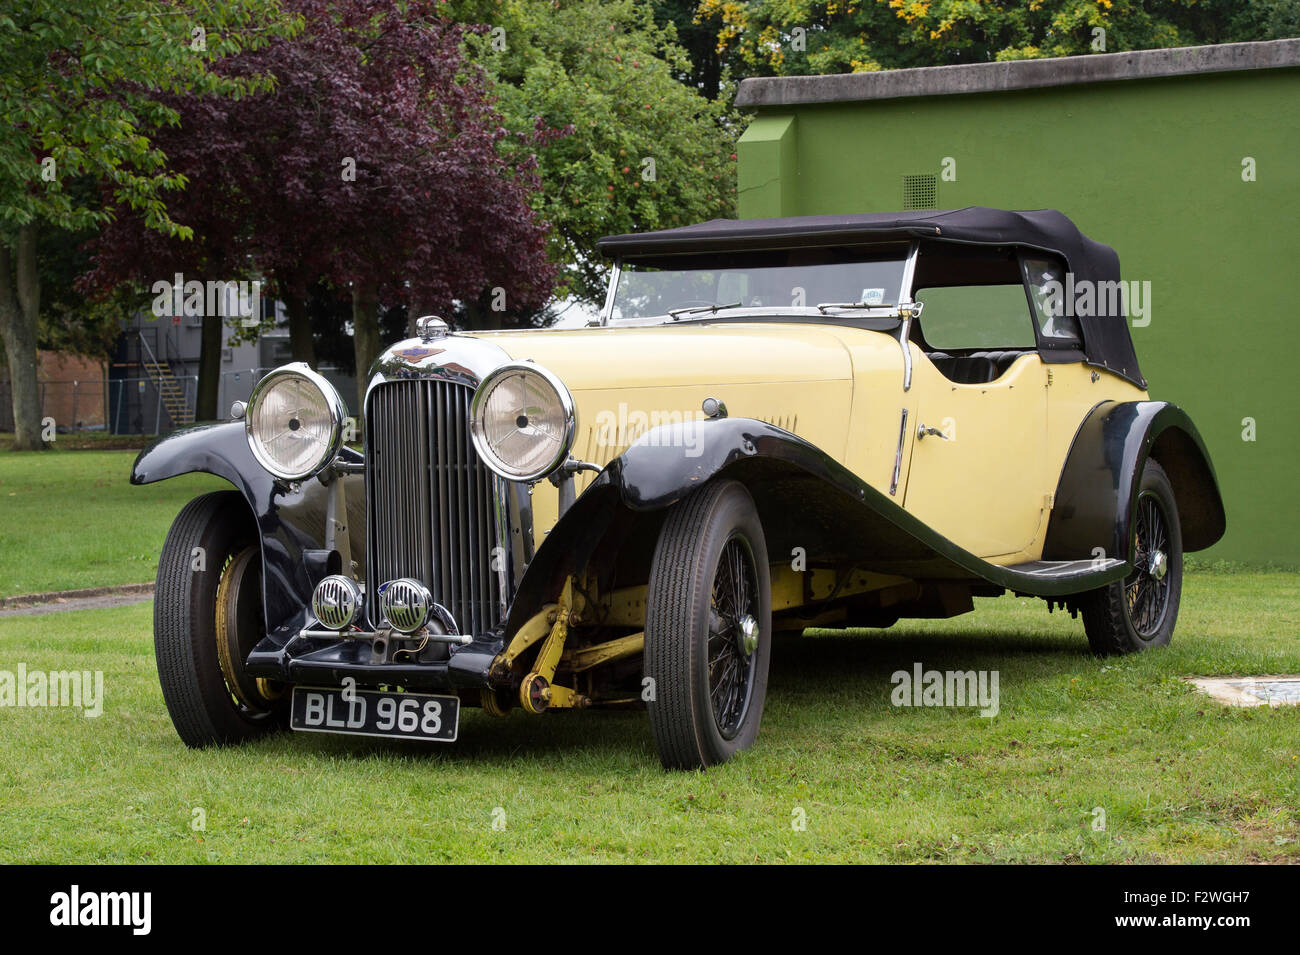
(707, 535, 760, 740)
(1081, 459, 1182, 655)
(645, 480, 772, 769)
(1124, 491, 1173, 639)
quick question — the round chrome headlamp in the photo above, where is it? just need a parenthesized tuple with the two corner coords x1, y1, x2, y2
(311, 575, 363, 630)
(470, 362, 576, 482)
(378, 578, 433, 634)
(245, 363, 346, 480)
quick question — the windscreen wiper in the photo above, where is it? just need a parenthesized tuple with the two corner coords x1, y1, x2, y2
(815, 301, 897, 313)
(667, 300, 743, 320)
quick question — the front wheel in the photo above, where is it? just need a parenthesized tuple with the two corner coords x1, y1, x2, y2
(154, 492, 286, 747)
(645, 480, 772, 769)
(1079, 459, 1182, 655)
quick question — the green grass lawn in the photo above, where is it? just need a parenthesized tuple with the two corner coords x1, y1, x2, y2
(0, 449, 225, 597)
(0, 432, 153, 452)
(1, 572, 1296, 864)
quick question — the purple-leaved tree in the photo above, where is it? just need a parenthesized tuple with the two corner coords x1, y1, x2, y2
(84, 0, 555, 417)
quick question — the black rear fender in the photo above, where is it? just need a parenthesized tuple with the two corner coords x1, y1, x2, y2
(1044, 400, 1226, 562)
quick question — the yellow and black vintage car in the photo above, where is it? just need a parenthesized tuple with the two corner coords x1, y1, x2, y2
(134, 208, 1225, 769)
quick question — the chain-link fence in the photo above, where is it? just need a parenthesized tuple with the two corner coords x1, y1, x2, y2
(0, 376, 197, 435)
(0, 367, 354, 435)
(2, 369, 250, 435)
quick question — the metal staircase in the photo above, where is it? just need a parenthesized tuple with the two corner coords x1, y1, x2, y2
(138, 331, 195, 427)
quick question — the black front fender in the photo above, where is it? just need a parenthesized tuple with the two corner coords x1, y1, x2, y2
(1044, 400, 1226, 562)
(132, 422, 366, 632)
(602, 416, 794, 511)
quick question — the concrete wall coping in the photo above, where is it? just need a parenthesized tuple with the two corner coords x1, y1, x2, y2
(734, 38, 1300, 108)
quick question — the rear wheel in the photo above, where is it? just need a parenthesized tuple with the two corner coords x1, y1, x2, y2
(154, 492, 286, 747)
(645, 480, 771, 769)
(1080, 459, 1182, 655)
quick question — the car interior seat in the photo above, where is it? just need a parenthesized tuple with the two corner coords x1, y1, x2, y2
(925, 350, 1031, 384)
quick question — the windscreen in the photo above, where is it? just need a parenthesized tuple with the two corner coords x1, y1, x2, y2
(611, 246, 910, 321)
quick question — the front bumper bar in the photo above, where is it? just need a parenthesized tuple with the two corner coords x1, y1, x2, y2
(245, 628, 505, 692)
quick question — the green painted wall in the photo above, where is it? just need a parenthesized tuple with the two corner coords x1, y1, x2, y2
(736, 114, 799, 215)
(737, 68, 1300, 564)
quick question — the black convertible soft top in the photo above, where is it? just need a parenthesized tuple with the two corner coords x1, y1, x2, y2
(598, 207, 1144, 387)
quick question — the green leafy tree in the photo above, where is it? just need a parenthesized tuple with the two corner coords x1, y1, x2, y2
(693, 0, 1300, 78)
(0, 0, 297, 449)
(37, 225, 138, 359)
(449, 0, 740, 306)
(649, 0, 726, 98)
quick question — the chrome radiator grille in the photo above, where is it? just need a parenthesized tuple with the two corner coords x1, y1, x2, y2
(365, 379, 503, 635)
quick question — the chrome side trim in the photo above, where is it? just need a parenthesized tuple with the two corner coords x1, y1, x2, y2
(890, 407, 908, 496)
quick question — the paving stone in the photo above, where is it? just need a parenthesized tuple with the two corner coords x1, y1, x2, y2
(1188, 676, 1300, 707)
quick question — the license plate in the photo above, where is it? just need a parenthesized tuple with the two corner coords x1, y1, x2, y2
(290, 686, 459, 742)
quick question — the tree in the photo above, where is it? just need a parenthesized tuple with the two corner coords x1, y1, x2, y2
(448, 0, 739, 306)
(0, 0, 297, 449)
(37, 222, 136, 360)
(84, 0, 555, 415)
(649, 0, 725, 98)
(0, 220, 133, 431)
(693, 0, 1300, 78)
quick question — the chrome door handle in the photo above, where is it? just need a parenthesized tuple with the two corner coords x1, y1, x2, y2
(917, 424, 950, 441)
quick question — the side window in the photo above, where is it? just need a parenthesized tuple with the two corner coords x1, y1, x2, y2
(913, 284, 1036, 350)
(1022, 255, 1082, 345)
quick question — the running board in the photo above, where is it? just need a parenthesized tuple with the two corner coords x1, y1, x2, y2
(1001, 558, 1126, 580)
(962, 554, 1129, 597)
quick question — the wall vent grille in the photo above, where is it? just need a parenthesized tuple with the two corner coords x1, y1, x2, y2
(903, 174, 937, 210)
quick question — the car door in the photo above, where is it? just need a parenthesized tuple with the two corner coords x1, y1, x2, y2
(900, 275, 1051, 561)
